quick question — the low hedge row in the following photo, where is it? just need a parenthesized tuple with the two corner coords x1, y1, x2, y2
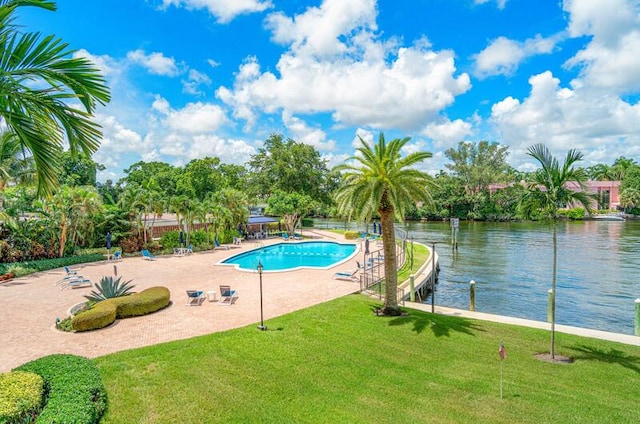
(344, 230, 362, 240)
(0, 254, 105, 275)
(14, 354, 106, 424)
(0, 371, 43, 423)
(72, 286, 170, 331)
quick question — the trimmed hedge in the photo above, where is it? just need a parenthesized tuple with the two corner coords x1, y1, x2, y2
(0, 254, 105, 275)
(0, 371, 43, 423)
(344, 230, 361, 240)
(14, 355, 106, 424)
(72, 286, 171, 332)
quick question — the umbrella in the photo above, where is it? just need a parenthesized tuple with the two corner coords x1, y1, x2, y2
(364, 238, 370, 255)
(106, 232, 112, 250)
(179, 230, 184, 246)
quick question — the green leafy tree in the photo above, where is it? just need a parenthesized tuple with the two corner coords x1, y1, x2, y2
(0, 129, 34, 211)
(176, 157, 224, 201)
(0, 0, 110, 195)
(120, 161, 177, 199)
(266, 190, 315, 235)
(445, 141, 510, 193)
(58, 150, 103, 187)
(619, 165, 640, 213)
(334, 133, 437, 316)
(247, 134, 332, 204)
(518, 144, 593, 360)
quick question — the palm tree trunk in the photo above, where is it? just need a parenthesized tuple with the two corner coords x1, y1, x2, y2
(58, 219, 67, 258)
(551, 221, 557, 359)
(380, 209, 400, 315)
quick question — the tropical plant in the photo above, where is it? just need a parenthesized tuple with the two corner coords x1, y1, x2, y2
(0, 0, 110, 195)
(518, 143, 593, 359)
(334, 133, 437, 315)
(0, 129, 35, 211)
(84, 275, 135, 302)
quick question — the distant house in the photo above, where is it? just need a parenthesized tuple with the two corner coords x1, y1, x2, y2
(488, 180, 621, 210)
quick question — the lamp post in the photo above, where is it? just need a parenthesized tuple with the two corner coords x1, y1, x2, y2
(257, 261, 267, 331)
(431, 241, 436, 313)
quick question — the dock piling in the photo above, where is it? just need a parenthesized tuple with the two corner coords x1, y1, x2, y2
(470, 280, 476, 311)
(635, 299, 640, 337)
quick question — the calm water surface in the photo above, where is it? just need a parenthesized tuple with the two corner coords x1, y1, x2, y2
(316, 219, 640, 335)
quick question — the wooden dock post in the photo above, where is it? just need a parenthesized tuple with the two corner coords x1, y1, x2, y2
(635, 298, 640, 337)
(410, 275, 415, 302)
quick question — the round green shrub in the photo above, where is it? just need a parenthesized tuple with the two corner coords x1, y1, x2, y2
(71, 286, 171, 332)
(0, 371, 43, 423)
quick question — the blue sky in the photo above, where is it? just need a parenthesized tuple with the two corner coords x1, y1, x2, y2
(19, 0, 640, 181)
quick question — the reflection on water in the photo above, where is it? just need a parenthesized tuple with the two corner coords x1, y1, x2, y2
(315, 219, 640, 335)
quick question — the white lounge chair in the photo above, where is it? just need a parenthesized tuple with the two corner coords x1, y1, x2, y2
(333, 268, 360, 281)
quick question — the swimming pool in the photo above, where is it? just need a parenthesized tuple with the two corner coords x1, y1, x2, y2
(219, 241, 358, 271)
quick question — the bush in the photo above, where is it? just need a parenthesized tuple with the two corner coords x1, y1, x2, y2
(301, 218, 314, 227)
(119, 234, 144, 254)
(559, 207, 586, 220)
(4, 265, 36, 278)
(0, 371, 43, 423)
(14, 354, 106, 424)
(72, 286, 170, 332)
(84, 276, 135, 302)
(344, 231, 361, 240)
(0, 254, 104, 275)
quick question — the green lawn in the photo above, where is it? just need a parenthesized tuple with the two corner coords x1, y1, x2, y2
(95, 295, 640, 423)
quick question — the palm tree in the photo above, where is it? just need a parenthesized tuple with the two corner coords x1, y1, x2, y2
(334, 133, 437, 316)
(0, 0, 110, 195)
(518, 144, 593, 359)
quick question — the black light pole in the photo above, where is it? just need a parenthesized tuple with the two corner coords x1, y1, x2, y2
(431, 241, 436, 313)
(257, 261, 267, 331)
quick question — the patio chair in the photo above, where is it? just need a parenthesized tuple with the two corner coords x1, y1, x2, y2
(293, 233, 303, 240)
(333, 268, 360, 281)
(112, 251, 122, 261)
(214, 239, 229, 250)
(60, 277, 92, 290)
(218, 285, 238, 305)
(142, 249, 157, 261)
(282, 232, 290, 241)
(186, 290, 206, 306)
(185, 244, 194, 255)
(54, 266, 80, 286)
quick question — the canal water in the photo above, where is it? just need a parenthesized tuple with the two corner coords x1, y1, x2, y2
(314, 219, 640, 335)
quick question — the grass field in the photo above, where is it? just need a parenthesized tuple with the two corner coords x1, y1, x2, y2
(95, 295, 640, 423)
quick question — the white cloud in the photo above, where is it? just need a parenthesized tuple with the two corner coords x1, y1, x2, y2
(217, 0, 470, 131)
(474, 0, 509, 10)
(160, 0, 272, 23)
(153, 98, 228, 134)
(127, 49, 181, 76)
(420, 118, 473, 148)
(182, 69, 212, 95)
(473, 34, 560, 78)
(563, 0, 640, 93)
(281, 112, 337, 151)
(490, 71, 640, 169)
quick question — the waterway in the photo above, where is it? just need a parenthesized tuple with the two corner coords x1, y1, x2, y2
(313, 219, 640, 335)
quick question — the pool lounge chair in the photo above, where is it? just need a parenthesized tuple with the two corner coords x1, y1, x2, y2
(282, 232, 290, 241)
(142, 249, 157, 261)
(218, 285, 238, 305)
(60, 277, 92, 290)
(333, 268, 360, 281)
(186, 290, 206, 306)
(54, 266, 80, 286)
(112, 251, 122, 261)
(214, 239, 230, 250)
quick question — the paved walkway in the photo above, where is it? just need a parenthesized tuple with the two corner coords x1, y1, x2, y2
(0, 231, 362, 372)
(405, 302, 640, 346)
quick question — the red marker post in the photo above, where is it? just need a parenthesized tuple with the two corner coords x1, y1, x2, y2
(499, 342, 507, 399)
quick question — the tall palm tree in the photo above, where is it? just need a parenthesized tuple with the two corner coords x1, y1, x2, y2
(0, 0, 110, 195)
(334, 133, 437, 316)
(518, 144, 593, 359)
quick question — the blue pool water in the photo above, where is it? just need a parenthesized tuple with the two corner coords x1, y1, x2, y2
(220, 241, 358, 271)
